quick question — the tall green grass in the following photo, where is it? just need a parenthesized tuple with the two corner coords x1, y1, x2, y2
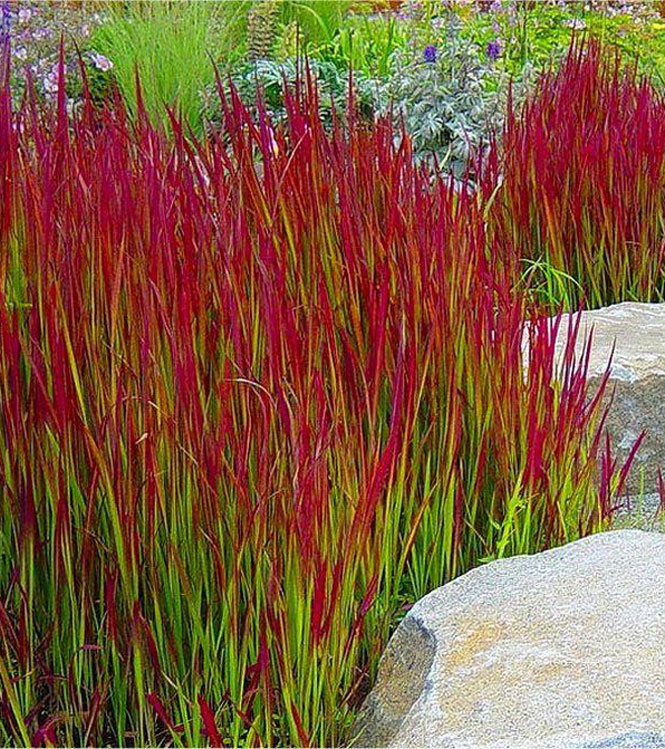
(280, 0, 352, 46)
(91, 1, 250, 132)
(90, 1, 353, 133)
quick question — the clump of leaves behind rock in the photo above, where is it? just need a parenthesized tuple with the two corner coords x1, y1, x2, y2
(489, 39, 665, 309)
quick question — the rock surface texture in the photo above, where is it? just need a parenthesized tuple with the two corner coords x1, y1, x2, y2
(355, 531, 665, 748)
(551, 302, 665, 491)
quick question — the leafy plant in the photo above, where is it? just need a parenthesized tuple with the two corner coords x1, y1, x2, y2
(202, 56, 377, 133)
(245, 0, 354, 62)
(371, 11, 532, 174)
(247, 0, 281, 60)
(318, 11, 406, 78)
(279, 0, 353, 48)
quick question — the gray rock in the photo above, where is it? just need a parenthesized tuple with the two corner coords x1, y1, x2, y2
(550, 303, 665, 492)
(353, 618, 436, 747)
(581, 732, 665, 748)
(354, 531, 665, 748)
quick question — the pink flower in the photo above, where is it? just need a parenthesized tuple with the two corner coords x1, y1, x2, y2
(91, 52, 113, 72)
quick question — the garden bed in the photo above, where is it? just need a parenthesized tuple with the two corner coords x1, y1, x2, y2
(1, 2, 665, 747)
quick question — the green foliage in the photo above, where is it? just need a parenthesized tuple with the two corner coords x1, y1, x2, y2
(91, 1, 250, 132)
(202, 56, 377, 132)
(371, 12, 532, 173)
(278, 0, 353, 48)
(520, 257, 584, 310)
(456, 0, 665, 81)
(318, 12, 406, 78)
(88, 1, 352, 131)
(592, 14, 665, 85)
(247, 0, 280, 60)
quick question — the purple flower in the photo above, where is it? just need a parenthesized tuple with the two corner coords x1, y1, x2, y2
(1, 1, 11, 40)
(90, 52, 113, 72)
(32, 26, 52, 41)
(486, 38, 502, 61)
(423, 44, 437, 63)
(42, 66, 59, 95)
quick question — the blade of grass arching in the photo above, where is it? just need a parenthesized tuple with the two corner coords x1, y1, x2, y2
(81, 427, 132, 597)
(480, 472, 527, 562)
(0, 649, 31, 746)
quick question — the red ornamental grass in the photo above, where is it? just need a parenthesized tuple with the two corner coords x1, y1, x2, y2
(489, 39, 665, 308)
(0, 55, 628, 746)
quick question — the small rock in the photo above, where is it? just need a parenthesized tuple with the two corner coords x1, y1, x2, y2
(551, 302, 665, 492)
(354, 531, 665, 748)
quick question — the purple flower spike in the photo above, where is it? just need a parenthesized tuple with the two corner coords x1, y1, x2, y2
(1, 0, 11, 41)
(486, 39, 502, 61)
(423, 44, 437, 63)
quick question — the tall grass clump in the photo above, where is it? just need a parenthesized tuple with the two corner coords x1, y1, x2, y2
(0, 54, 630, 747)
(91, 1, 249, 132)
(489, 40, 665, 309)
